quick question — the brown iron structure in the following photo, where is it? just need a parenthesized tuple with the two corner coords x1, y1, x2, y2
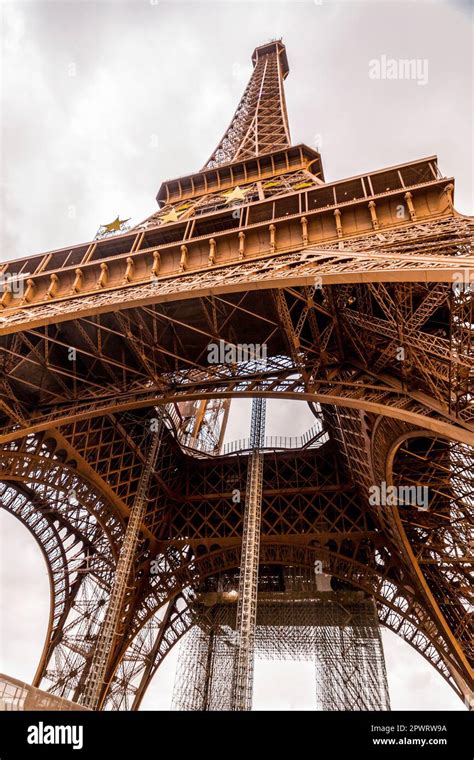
(0, 40, 472, 711)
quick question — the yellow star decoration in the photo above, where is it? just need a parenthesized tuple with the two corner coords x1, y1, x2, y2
(293, 181, 314, 190)
(224, 186, 246, 204)
(160, 207, 179, 224)
(101, 216, 130, 233)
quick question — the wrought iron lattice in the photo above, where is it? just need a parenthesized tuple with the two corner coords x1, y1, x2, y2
(0, 38, 472, 712)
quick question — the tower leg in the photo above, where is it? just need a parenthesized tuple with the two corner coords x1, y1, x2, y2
(80, 422, 163, 709)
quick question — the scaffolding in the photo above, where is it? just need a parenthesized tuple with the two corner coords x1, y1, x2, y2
(171, 607, 237, 711)
(172, 587, 390, 711)
(312, 598, 390, 710)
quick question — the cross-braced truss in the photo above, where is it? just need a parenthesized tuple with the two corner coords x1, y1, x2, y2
(203, 40, 291, 169)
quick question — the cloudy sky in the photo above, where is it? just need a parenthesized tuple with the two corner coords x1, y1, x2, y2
(0, 0, 472, 710)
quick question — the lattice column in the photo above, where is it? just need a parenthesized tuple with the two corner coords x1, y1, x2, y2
(231, 396, 266, 711)
(80, 420, 163, 709)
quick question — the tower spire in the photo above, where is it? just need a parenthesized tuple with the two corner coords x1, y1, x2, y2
(203, 39, 291, 169)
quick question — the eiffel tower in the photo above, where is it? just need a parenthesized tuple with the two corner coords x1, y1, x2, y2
(0, 39, 472, 712)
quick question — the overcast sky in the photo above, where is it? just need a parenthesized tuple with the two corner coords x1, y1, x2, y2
(0, 0, 472, 711)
